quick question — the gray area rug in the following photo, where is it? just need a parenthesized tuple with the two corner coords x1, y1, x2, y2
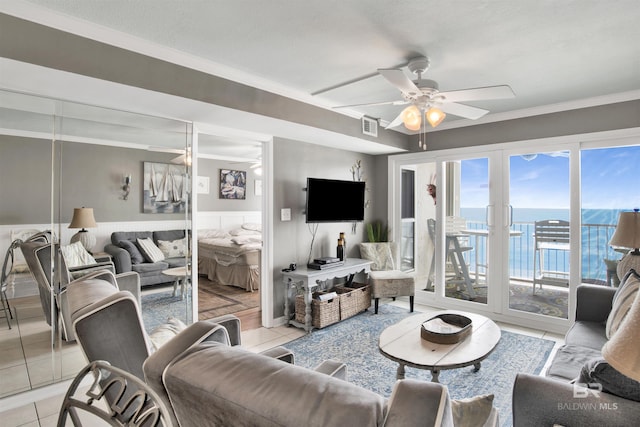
(141, 290, 193, 333)
(283, 304, 555, 427)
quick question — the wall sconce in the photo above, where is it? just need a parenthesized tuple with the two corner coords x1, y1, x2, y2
(122, 174, 132, 200)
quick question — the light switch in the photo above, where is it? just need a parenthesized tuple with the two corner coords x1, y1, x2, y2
(281, 208, 291, 221)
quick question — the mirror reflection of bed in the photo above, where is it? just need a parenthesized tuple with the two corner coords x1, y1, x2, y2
(197, 223, 261, 329)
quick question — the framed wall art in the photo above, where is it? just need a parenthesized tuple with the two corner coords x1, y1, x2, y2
(219, 169, 246, 199)
(143, 161, 187, 213)
(197, 176, 210, 194)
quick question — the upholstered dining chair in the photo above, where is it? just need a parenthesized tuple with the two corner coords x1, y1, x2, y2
(359, 242, 415, 314)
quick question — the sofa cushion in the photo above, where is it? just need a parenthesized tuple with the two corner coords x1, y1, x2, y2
(578, 358, 640, 402)
(137, 237, 165, 263)
(564, 321, 608, 351)
(119, 240, 145, 264)
(546, 344, 602, 381)
(132, 261, 169, 274)
(165, 257, 187, 268)
(606, 269, 640, 339)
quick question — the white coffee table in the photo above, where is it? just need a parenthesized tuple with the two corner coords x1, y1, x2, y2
(163, 266, 191, 299)
(378, 310, 501, 382)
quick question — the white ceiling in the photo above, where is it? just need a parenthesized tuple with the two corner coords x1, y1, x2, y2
(3, 0, 640, 155)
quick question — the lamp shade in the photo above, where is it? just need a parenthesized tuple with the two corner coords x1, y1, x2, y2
(610, 211, 640, 249)
(69, 208, 97, 229)
(401, 105, 422, 131)
(602, 291, 640, 382)
(426, 107, 446, 127)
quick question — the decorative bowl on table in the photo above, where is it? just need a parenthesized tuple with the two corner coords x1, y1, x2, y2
(420, 313, 472, 344)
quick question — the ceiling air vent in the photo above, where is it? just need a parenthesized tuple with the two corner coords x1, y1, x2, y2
(362, 116, 378, 137)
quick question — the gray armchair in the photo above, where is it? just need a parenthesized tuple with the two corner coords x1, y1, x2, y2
(22, 240, 139, 341)
(66, 277, 342, 427)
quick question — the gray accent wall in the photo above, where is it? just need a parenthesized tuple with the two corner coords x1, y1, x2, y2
(271, 137, 381, 318)
(408, 100, 640, 151)
(197, 158, 262, 211)
(0, 136, 183, 224)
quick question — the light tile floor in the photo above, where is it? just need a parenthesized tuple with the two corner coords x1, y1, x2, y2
(1, 298, 564, 426)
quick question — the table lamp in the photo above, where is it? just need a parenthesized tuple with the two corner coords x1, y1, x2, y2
(609, 210, 640, 281)
(69, 207, 97, 253)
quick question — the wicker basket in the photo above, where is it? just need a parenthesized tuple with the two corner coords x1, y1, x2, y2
(336, 287, 359, 320)
(295, 292, 340, 329)
(336, 283, 371, 319)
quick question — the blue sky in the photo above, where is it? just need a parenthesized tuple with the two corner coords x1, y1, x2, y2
(459, 146, 640, 210)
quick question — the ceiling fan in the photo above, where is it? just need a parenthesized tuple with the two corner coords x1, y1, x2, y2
(335, 56, 515, 139)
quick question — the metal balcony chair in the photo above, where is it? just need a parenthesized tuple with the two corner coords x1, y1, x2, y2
(532, 219, 570, 294)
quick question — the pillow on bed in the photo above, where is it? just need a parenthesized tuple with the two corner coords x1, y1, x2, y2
(241, 223, 262, 232)
(199, 229, 230, 239)
(231, 235, 262, 245)
(229, 227, 261, 236)
(158, 237, 188, 258)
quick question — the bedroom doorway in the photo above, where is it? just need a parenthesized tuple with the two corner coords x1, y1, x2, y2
(194, 132, 265, 330)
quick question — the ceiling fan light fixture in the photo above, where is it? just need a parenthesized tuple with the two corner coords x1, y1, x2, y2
(401, 105, 422, 131)
(426, 107, 446, 127)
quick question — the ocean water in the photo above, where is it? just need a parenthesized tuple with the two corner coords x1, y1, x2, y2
(459, 207, 623, 283)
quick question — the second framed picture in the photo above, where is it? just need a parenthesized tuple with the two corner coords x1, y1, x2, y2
(220, 169, 246, 199)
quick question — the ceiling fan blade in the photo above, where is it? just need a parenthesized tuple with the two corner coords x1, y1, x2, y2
(384, 111, 406, 130)
(439, 85, 515, 103)
(440, 102, 489, 120)
(378, 68, 421, 96)
(334, 100, 408, 109)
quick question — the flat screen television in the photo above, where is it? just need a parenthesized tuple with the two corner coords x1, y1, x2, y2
(305, 178, 365, 223)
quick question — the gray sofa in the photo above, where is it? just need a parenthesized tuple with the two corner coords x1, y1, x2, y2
(104, 229, 187, 287)
(513, 284, 640, 426)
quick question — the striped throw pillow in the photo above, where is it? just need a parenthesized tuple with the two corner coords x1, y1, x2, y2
(137, 237, 165, 263)
(606, 269, 640, 339)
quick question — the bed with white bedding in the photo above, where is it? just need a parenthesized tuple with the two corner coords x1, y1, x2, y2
(197, 224, 261, 292)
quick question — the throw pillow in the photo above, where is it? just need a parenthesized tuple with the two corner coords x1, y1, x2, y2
(60, 241, 97, 268)
(198, 228, 229, 239)
(577, 358, 640, 402)
(119, 240, 145, 264)
(157, 237, 187, 258)
(136, 237, 165, 263)
(147, 317, 188, 352)
(606, 269, 640, 338)
(451, 394, 494, 427)
(359, 243, 395, 271)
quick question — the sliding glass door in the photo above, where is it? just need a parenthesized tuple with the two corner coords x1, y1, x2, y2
(506, 150, 571, 319)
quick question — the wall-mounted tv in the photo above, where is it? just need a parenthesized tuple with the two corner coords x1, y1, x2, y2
(305, 178, 366, 223)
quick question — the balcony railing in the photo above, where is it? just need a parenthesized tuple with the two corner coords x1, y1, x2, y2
(465, 221, 619, 284)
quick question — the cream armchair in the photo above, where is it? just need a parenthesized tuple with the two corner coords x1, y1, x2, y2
(359, 242, 415, 314)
